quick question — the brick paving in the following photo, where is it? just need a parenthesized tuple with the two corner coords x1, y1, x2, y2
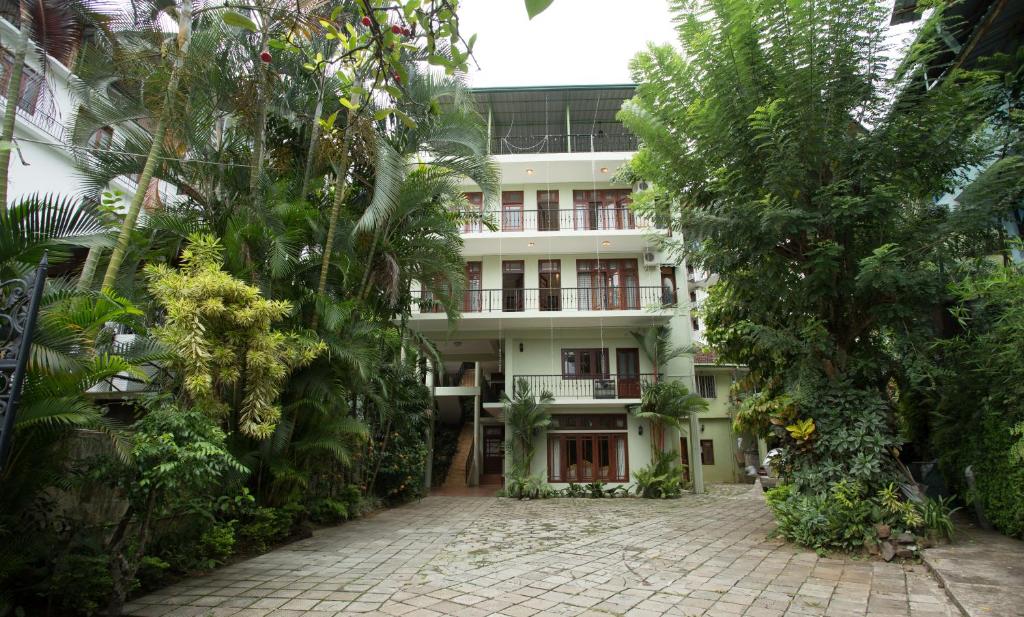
(125, 485, 959, 617)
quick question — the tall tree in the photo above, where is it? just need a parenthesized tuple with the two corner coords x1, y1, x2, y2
(621, 0, 1012, 533)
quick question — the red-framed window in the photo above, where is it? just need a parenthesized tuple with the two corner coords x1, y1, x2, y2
(571, 189, 634, 230)
(539, 259, 561, 311)
(501, 191, 524, 231)
(576, 259, 640, 310)
(462, 192, 483, 233)
(561, 348, 609, 379)
(547, 433, 628, 483)
(0, 56, 42, 114)
(537, 190, 560, 231)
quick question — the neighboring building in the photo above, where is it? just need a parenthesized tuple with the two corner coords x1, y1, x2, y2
(0, 10, 157, 205)
(411, 85, 750, 491)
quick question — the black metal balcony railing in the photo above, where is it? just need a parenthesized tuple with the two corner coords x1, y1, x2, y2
(511, 374, 687, 399)
(416, 286, 675, 314)
(490, 133, 639, 155)
(460, 207, 648, 233)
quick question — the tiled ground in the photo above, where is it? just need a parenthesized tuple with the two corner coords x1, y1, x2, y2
(125, 485, 958, 617)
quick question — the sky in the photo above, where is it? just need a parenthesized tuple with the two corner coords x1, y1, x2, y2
(457, 0, 680, 88)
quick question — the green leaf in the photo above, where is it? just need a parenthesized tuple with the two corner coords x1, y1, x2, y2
(222, 11, 258, 32)
(468, 33, 478, 50)
(339, 97, 358, 111)
(525, 0, 555, 19)
(393, 109, 417, 129)
(374, 108, 396, 121)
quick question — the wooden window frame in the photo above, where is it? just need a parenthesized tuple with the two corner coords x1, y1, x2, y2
(539, 259, 561, 312)
(462, 192, 483, 233)
(537, 190, 560, 231)
(501, 190, 524, 231)
(561, 348, 610, 379)
(547, 432, 628, 483)
(464, 261, 482, 312)
(548, 413, 627, 431)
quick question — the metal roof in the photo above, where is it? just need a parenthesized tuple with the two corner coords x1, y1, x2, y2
(469, 85, 637, 132)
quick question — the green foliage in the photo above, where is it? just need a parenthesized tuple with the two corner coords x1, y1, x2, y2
(505, 475, 555, 500)
(633, 379, 706, 459)
(308, 497, 349, 524)
(502, 379, 554, 476)
(236, 507, 296, 553)
(920, 496, 960, 541)
(146, 234, 325, 438)
(632, 450, 686, 499)
(621, 0, 1021, 547)
(47, 547, 115, 617)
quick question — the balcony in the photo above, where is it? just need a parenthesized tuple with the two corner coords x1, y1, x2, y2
(409, 286, 676, 331)
(511, 374, 687, 401)
(490, 133, 639, 155)
(415, 286, 674, 315)
(461, 207, 651, 234)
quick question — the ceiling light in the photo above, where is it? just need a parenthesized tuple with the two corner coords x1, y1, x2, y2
(528, 242, 535, 247)
(526, 168, 535, 175)
(601, 240, 611, 247)
(600, 167, 609, 174)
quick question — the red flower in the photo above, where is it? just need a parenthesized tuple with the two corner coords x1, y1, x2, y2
(401, 27, 410, 36)
(393, 72, 401, 83)
(391, 24, 402, 34)
(259, 50, 272, 63)
(361, 15, 372, 26)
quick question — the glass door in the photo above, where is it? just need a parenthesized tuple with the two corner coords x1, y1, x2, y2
(501, 191, 524, 231)
(616, 348, 640, 398)
(464, 262, 482, 312)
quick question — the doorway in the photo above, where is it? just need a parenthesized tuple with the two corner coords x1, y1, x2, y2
(464, 261, 482, 312)
(616, 348, 640, 398)
(539, 259, 561, 311)
(502, 260, 524, 311)
(481, 424, 505, 484)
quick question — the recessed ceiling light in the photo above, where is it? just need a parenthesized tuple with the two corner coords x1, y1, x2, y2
(600, 167, 609, 174)
(601, 240, 611, 247)
(528, 242, 535, 247)
(526, 168, 535, 175)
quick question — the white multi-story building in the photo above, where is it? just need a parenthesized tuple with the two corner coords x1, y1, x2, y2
(413, 85, 755, 491)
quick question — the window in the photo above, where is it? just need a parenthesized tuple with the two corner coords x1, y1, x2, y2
(576, 259, 639, 310)
(700, 439, 715, 465)
(696, 375, 716, 399)
(89, 126, 114, 150)
(692, 317, 700, 331)
(464, 262, 482, 312)
(548, 433, 628, 482)
(539, 259, 560, 311)
(0, 57, 42, 114)
(462, 192, 483, 232)
(571, 189, 634, 230)
(502, 191, 524, 231)
(689, 291, 698, 304)
(537, 190, 560, 231)
(561, 348, 609, 379)
(549, 413, 627, 430)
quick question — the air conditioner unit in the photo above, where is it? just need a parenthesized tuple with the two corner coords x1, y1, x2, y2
(642, 248, 658, 268)
(633, 180, 650, 193)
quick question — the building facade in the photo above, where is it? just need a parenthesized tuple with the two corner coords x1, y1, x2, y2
(411, 85, 752, 491)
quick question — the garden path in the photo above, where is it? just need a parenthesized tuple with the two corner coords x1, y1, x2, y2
(125, 485, 959, 617)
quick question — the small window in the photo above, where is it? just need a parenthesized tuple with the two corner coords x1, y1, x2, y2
(692, 317, 700, 331)
(696, 374, 716, 399)
(700, 439, 715, 465)
(689, 291, 698, 304)
(89, 126, 114, 150)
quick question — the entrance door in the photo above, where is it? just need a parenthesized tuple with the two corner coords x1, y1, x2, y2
(680, 437, 691, 482)
(501, 191, 524, 231)
(464, 262, 482, 312)
(502, 260, 524, 312)
(482, 425, 505, 482)
(616, 348, 640, 398)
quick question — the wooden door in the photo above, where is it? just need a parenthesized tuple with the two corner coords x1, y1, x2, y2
(680, 437, 691, 482)
(616, 348, 640, 398)
(482, 425, 505, 479)
(501, 191, 524, 231)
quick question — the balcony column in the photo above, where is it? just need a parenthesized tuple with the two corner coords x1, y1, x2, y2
(472, 389, 481, 486)
(565, 103, 571, 153)
(688, 399, 705, 494)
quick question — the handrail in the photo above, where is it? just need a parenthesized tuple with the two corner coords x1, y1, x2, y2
(512, 374, 690, 399)
(464, 432, 475, 485)
(415, 286, 675, 314)
(459, 206, 649, 233)
(490, 133, 639, 155)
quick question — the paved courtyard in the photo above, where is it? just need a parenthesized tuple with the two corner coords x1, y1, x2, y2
(126, 486, 958, 617)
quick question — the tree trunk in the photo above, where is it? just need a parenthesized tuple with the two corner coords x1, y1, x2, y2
(105, 490, 157, 616)
(314, 107, 356, 303)
(0, 18, 30, 211)
(77, 246, 102, 290)
(300, 95, 323, 198)
(249, 56, 269, 204)
(101, 1, 192, 291)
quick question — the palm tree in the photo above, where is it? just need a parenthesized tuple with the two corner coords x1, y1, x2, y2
(634, 380, 707, 460)
(630, 324, 689, 382)
(502, 378, 554, 477)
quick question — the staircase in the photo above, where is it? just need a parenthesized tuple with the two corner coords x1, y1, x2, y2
(443, 423, 475, 488)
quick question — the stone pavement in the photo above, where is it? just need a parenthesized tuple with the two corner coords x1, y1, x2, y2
(125, 485, 959, 617)
(922, 520, 1024, 617)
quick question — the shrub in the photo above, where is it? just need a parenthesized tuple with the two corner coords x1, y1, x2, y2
(309, 498, 349, 524)
(633, 450, 686, 499)
(505, 475, 554, 499)
(47, 547, 115, 617)
(236, 507, 294, 553)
